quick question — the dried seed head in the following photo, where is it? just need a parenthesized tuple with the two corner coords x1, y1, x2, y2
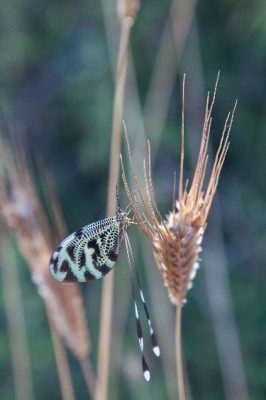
(151, 203, 204, 307)
(117, 0, 140, 26)
(0, 136, 90, 360)
(121, 75, 237, 307)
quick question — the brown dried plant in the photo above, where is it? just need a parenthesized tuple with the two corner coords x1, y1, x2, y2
(121, 76, 237, 399)
(0, 133, 94, 398)
(117, 0, 140, 27)
(95, 2, 139, 400)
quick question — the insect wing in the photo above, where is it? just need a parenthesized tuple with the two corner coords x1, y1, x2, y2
(49, 216, 124, 282)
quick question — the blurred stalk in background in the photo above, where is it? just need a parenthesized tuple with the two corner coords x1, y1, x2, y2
(0, 132, 94, 399)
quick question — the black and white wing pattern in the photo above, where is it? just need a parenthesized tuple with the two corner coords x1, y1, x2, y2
(49, 207, 130, 282)
(49, 205, 160, 381)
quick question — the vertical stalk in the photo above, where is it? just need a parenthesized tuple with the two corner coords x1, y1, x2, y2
(80, 357, 96, 398)
(95, 20, 131, 400)
(0, 238, 34, 400)
(46, 305, 76, 400)
(176, 305, 186, 400)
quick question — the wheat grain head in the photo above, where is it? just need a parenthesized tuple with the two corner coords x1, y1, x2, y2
(0, 135, 90, 361)
(121, 75, 237, 308)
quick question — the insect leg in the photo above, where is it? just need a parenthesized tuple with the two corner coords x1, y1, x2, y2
(125, 234, 160, 358)
(124, 234, 150, 382)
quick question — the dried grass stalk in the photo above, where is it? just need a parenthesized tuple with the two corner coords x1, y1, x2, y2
(95, 2, 139, 399)
(0, 135, 93, 397)
(0, 137, 89, 360)
(121, 75, 236, 307)
(0, 236, 35, 400)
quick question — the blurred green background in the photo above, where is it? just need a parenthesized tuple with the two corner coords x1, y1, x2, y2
(0, 0, 266, 399)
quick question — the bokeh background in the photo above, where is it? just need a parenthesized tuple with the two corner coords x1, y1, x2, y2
(0, 0, 266, 399)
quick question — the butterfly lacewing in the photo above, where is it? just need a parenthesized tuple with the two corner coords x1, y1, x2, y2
(49, 206, 160, 381)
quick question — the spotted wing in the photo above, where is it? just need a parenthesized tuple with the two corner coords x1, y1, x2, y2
(49, 217, 123, 282)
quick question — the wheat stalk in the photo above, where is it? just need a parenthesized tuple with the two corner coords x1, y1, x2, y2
(0, 134, 94, 398)
(95, 1, 139, 399)
(121, 75, 237, 399)
(0, 236, 35, 400)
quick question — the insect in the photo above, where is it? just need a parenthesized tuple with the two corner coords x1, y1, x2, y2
(49, 205, 160, 381)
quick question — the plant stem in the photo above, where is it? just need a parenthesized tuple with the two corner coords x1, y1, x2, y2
(0, 239, 34, 400)
(95, 20, 131, 400)
(46, 305, 76, 400)
(176, 304, 186, 400)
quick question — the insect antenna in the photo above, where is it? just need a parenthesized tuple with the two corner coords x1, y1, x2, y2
(124, 233, 160, 381)
(116, 182, 121, 208)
